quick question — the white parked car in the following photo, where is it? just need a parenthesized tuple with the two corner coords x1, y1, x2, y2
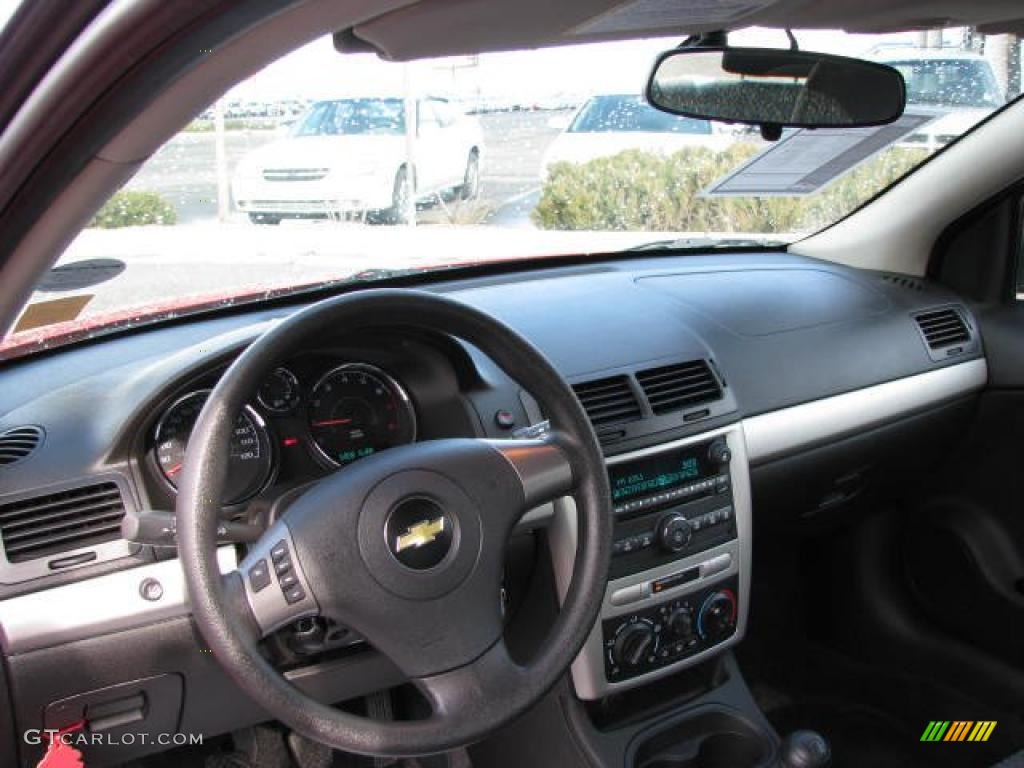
(232, 96, 483, 224)
(870, 49, 1006, 149)
(540, 93, 734, 177)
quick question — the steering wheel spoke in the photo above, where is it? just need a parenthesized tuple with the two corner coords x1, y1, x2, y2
(233, 521, 321, 638)
(486, 434, 576, 515)
(413, 637, 525, 718)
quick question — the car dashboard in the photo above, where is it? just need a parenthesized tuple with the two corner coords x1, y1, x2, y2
(0, 250, 988, 766)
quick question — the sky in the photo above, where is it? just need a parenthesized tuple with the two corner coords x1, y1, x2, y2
(226, 27, 942, 104)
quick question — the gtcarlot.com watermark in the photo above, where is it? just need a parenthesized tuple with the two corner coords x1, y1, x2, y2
(25, 729, 203, 747)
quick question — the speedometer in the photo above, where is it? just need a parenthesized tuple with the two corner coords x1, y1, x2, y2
(307, 363, 416, 467)
(154, 390, 273, 505)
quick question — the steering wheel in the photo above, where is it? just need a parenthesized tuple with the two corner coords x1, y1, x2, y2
(177, 289, 611, 757)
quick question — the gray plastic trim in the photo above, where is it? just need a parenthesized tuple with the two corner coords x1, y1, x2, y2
(744, 358, 987, 464)
(0, 546, 237, 654)
(237, 521, 319, 636)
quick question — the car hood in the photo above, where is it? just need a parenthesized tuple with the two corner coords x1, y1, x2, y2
(541, 131, 733, 170)
(238, 135, 404, 172)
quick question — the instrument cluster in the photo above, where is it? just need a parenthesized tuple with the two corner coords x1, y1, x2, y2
(149, 357, 418, 507)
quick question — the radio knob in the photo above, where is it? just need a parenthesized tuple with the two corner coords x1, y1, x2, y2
(612, 620, 656, 669)
(698, 590, 737, 643)
(708, 439, 732, 466)
(665, 605, 695, 642)
(658, 513, 693, 553)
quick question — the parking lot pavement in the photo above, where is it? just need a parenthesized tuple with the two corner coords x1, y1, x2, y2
(127, 110, 567, 226)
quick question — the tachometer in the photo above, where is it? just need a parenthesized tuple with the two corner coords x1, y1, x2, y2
(307, 363, 416, 467)
(154, 390, 273, 505)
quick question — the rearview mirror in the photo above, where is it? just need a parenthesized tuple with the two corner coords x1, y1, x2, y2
(647, 47, 906, 130)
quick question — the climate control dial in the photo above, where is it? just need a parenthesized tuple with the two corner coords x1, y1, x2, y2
(664, 605, 696, 643)
(697, 589, 737, 643)
(611, 619, 657, 669)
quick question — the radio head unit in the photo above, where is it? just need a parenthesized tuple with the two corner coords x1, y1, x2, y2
(609, 438, 731, 516)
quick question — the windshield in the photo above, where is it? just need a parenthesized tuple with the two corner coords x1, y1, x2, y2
(290, 98, 406, 137)
(887, 58, 1005, 108)
(4, 27, 1019, 359)
(570, 95, 712, 134)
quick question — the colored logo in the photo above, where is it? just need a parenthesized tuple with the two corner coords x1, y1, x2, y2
(395, 516, 446, 553)
(921, 721, 996, 742)
(385, 497, 454, 569)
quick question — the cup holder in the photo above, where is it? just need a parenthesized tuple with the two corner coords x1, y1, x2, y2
(632, 708, 773, 768)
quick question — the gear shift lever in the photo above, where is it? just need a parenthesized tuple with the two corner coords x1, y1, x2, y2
(779, 730, 831, 768)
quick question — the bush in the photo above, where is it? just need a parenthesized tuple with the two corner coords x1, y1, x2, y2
(532, 144, 927, 234)
(89, 190, 177, 229)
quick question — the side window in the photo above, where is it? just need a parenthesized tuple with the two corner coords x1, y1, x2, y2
(418, 101, 442, 136)
(431, 99, 457, 127)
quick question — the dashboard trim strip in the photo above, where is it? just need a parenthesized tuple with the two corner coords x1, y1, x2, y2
(0, 547, 237, 655)
(743, 358, 987, 464)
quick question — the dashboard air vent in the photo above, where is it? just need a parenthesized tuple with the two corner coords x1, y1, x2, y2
(914, 308, 970, 350)
(881, 274, 924, 291)
(0, 425, 43, 467)
(0, 481, 126, 563)
(636, 360, 722, 415)
(571, 375, 642, 427)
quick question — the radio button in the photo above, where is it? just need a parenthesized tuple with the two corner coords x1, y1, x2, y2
(701, 553, 732, 578)
(609, 583, 646, 606)
(658, 514, 693, 552)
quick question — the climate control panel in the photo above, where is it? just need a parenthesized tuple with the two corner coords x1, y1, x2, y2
(602, 576, 738, 683)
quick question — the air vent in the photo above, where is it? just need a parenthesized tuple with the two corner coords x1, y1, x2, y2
(636, 360, 723, 415)
(914, 308, 970, 350)
(0, 425, 44, 467)
(0, 482, 125, 563)
(881, 273, 924, 291)
(571, 375, 642, 427)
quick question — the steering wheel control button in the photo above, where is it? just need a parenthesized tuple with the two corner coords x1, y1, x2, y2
(270, 540, 289, 562)
(248, 560, 271, 593)
(283, 584, 307, 605)
(278, 572, 298, 590)
(385, 497, 453, 570)
(239, 523, 319, 636)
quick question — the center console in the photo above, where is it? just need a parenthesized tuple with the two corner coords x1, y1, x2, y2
(549, 425, 751, 700)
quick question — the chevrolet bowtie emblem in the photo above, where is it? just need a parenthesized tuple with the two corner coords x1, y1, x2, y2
(395, 516, 446, 553)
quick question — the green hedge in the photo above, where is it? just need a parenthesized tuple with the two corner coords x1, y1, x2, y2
(89, 190, 178, 229)
(532, 144, 927, 233)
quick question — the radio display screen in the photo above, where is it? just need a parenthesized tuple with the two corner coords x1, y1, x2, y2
(608, 445, 710, 502)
